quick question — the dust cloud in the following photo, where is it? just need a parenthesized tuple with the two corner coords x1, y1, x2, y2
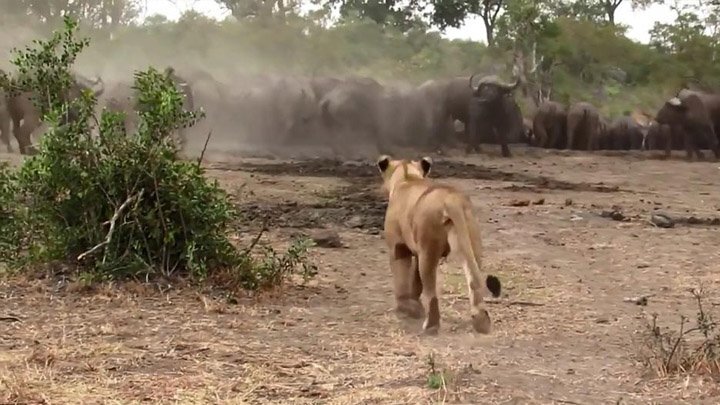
(0, 17, 486, 162)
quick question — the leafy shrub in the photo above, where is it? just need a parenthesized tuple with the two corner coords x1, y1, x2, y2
(0, 17, 315, 290)
(0, 163, 23, 265)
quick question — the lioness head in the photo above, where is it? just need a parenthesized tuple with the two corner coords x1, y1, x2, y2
(376, 155, 432, 196)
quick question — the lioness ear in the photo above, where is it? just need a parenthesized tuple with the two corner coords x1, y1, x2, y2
(420, 156, 433, 177)
(377, 155, 391, 173)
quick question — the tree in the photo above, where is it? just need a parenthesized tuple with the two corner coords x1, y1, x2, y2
(547, 0, 664, 26)
(215, 0, 296, 23)
(331, 0, 421, 32)
(478, 0, 504, 47)
(600, 0, 623, 25)
(4, 0, 139, 28)
(494, 0, 560, 103)
(430, 0, 504, 46)
(547, 0, 606, 23)
(649, 1, 719, 85)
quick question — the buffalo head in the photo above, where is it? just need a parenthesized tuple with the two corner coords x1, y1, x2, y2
(468, 74, 521, 104)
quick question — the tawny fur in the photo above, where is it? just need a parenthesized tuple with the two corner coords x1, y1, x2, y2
(376, 155, 502, 335)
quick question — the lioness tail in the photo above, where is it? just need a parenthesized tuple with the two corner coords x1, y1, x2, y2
(444, 196, 502, 298)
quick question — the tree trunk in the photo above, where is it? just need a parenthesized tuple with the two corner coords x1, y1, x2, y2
(513, 49, 530, 99)
(484, 19, 494, 47)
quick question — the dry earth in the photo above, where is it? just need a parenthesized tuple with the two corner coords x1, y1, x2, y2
(2, 146, 720, 404)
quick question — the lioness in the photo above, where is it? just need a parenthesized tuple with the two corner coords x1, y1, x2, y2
(376, 155, 502, 334)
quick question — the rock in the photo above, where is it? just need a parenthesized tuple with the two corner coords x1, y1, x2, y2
(508, 199, 530, 207)
(623, 295, 650, 306)
(565, 198, 573, 206)
(533, 198, 545, 205)
(600, 208, 625, 221)
(345, 215, 364, 229)
(651, 213, 674, 228)
(309, 229, 344, 248)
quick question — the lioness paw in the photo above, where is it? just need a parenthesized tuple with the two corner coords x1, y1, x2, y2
(422, 319, 440, 336)
(396, 299, 424, 319)
(472, 308, 492, 334)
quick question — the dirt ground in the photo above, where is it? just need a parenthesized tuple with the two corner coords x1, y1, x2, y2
(2, 145, 720, 404)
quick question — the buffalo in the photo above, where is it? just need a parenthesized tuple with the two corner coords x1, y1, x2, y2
(0, 86, 11, 153)
(532, 100, 567, 149)
(654, 94, 719, 160)
(6, 71, 104, 155)
(416, 77, 473, 151)
(604, 115, 644, 150)
(566, 101, 601, 151)
(318, 76, 390, 158)
(466, 73, 522, 157)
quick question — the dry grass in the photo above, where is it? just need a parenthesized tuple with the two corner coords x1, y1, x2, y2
(638, 288, 720, 380)
(3, 151, 720, 403)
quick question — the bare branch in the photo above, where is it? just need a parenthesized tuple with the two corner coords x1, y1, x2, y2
(77, 190, 145, 262)
(196, 129, 213, 167)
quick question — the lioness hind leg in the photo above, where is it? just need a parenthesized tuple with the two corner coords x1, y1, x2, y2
(390, 245, 424, 319)
(463, 262, 492, 334)
(417, 251, 441, 334)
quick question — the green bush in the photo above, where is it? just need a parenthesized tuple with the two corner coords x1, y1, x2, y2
(0, 162, 23, 265)
(0, 17, 316, 290)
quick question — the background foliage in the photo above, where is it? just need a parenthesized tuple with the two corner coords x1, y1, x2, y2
(1, 1, 719, 118)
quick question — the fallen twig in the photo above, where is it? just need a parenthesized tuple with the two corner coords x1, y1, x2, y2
(623, 294, 654, 306)
(242, 221, 268, 256)
(552, 399, 583, 405)
(487, 300, 545, 307)
(197, 129, 213, 166)
(77, 190, 145, 262)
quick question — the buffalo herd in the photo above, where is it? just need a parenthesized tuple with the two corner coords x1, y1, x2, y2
(530, 89, 720, 161)
(1, 65, 719, 161)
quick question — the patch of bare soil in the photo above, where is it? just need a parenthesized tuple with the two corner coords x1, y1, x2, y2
(2, 149, 720, 404)
(212, 157, 624, 192)
(225, 155, 624, 234)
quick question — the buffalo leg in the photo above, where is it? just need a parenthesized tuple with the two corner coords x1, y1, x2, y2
(427, 122, 445, 153)
(533, 121, 547, 148)
(465, 118, 479, 154)
(565, 120, 576, 150)
(16, 118, 38, 155)
(700, 125, 720, 160)
(710, 133, 720, 160)
(0, 112, 11, 153)
(690, 123, 718, 161)
(495, 127, 511, 158)
(587, 130, 598, 151)
(682, 126, 697, 161)
(664, 126, 676, 159)
(465, 103, 482, 154)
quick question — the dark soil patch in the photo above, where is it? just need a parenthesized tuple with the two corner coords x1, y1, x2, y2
(210, 158, 624, 193)
(596, 208, 720, 228)
(235, 180, 386, 232)
(229, 157, 625, 232)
